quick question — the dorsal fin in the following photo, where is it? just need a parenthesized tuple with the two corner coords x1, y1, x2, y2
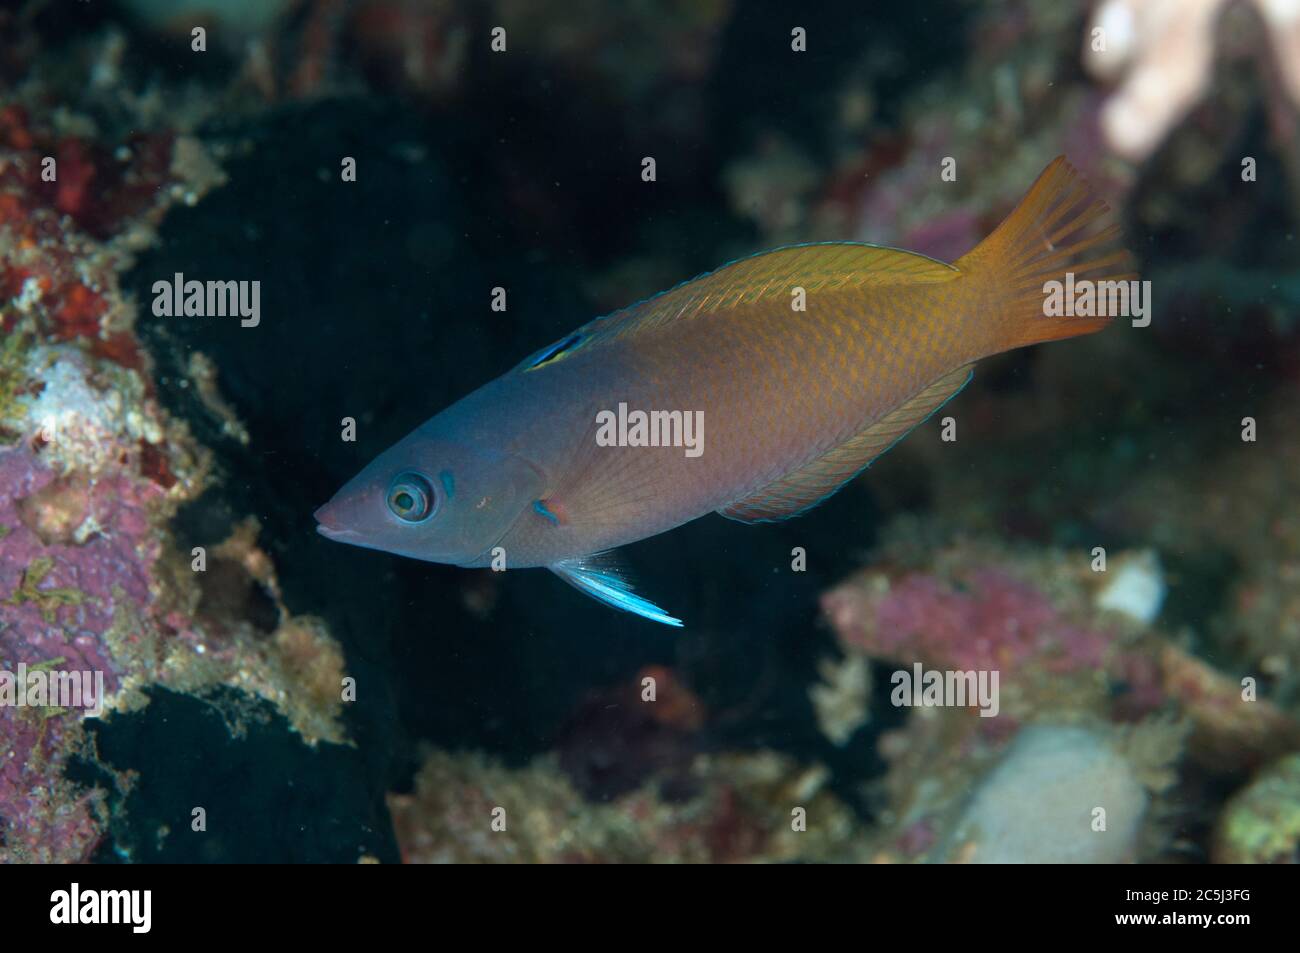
(718, 365, 974, 524)
(593, 242, 957, 340)
(518, 243, 961, 373)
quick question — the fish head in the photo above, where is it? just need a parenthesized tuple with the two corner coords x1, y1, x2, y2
(315, 432, 545, 566)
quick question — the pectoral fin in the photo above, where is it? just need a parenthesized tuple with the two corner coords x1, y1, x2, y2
(550, 553, 683, 628)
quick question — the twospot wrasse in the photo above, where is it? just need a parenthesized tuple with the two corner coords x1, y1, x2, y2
(316, 157, 1134, 626)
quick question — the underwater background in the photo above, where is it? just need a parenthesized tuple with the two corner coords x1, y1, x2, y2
(1, 0, 1299, 863)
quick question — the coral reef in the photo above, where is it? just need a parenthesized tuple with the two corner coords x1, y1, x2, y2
(821, 532, 1151, 724)
(1100, 385, 1300, 705)
(3, 0, 1298, 866)
(719, 2, 1124, 264)
(1213, 752, 1300, 862)
(0, 49, 346, 862)
(1085, 0, 1300, 161)
(389, 746, 857, 864)
(0, 92, 209, 857)
(820, 526, 1298, 861)
(555, 664, 705, 800)
(941, 724, 1149, 864)
(809, 652, 871, 747)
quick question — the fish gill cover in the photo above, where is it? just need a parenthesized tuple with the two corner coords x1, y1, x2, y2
(0, 0, 1296, 876)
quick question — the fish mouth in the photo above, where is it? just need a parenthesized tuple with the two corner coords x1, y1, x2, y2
(314, 502, 362, 542)
(315, 523, 361, 542)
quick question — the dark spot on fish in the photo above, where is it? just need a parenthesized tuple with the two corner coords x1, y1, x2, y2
(533, 499, 560, 525)
(525, 332, 583, 371)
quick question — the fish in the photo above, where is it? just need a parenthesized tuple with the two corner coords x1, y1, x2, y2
(315, 157, 1134, 627)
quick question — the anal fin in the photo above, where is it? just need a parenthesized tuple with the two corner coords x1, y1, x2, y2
(719, 364, 973, 524)
(551, 552, 683, 628)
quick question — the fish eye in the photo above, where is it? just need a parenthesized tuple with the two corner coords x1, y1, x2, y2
(386, 471, 436, 522)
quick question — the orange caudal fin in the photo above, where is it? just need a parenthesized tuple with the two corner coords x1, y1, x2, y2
(956, 156, 1137, 350)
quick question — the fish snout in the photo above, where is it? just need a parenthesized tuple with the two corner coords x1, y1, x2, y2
(314, 500, 348, 540)
(314, 492, 370, 542)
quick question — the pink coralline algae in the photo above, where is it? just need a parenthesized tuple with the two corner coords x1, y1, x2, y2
(0, 448, 158, 687)
(0, 88, 211, 862)
(0, 445, 165, 861)
(0, 365, 348, 861)
(0, 83, 341, 860)
(823, 567, 1113, 677)
(0, 709, 104, 864)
